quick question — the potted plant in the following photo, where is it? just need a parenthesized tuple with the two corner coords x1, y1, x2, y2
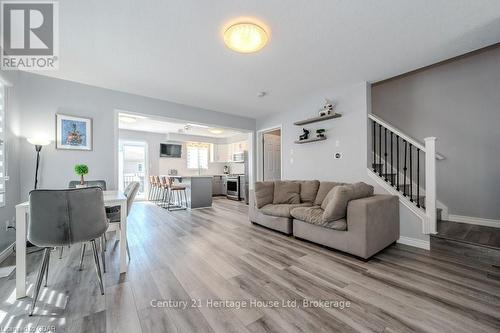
(74, 164, 89, 187)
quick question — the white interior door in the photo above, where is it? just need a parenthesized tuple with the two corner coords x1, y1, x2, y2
(263, 133, 281, 181)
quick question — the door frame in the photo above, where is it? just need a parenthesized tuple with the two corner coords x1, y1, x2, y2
(256, 125, 283, 181)
(118, 139, 149, 200)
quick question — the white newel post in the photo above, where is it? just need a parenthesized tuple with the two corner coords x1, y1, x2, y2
(424, 137, 437, 234)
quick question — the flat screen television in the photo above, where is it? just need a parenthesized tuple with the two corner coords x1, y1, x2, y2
(160, 143, 182, 158)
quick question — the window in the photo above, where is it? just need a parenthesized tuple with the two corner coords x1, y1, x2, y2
(0, 83, 5, 207)
(187, 143, 209, 170)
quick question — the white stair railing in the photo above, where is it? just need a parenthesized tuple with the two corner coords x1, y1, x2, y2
(368, 114, 440, 235)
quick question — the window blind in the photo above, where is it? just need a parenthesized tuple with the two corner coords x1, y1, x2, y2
(186, 143, 209, 170)
(0, 84, 5, 207)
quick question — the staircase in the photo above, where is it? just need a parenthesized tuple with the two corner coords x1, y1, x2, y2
(367, 113, 442, 235)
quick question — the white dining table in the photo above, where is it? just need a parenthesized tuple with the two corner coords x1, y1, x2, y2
(14, 190, 128, 299)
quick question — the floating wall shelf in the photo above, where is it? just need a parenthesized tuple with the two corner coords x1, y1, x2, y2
(294, 137, 327, 144)
(294, 113, 341, 126)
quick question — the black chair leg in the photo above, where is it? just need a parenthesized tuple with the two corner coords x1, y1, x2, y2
(101, 235, 106, 273)
(44, 249, 50, 287)
(91, 240, 105, 295)
(79, 243, 86, 271)
(29, 248, 50, 316)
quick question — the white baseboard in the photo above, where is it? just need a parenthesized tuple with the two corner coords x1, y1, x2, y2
(447, 215, 500, 228)
(0, 242, 15, 263)
(397, 236, 430, 250)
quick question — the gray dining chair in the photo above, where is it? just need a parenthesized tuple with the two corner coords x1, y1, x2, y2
(28, 187, 108, 316)
(105, 182, 140, 260)
(61, 180, 108, 259)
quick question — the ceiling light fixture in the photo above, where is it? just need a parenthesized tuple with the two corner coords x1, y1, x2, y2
(119, 116, 137, 123)
(118, 113, 147, 119)
(186, 123, 210, 129)
(224, 22, 269, 53)
(209, 129, 224, 134)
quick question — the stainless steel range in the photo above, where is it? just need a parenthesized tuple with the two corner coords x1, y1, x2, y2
(225, 151, 249, 203)
(226, 175, 240, 200)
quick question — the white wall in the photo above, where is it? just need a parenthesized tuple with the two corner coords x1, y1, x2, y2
(372, 46, 500, 220)
(257, 82, 371, 183)
(8, 72, 255, 201)
(256, 81, 428, 241)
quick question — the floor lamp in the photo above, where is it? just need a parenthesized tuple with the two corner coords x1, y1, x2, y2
(26, 138, 51, 248)
(27, 138, 51, 189)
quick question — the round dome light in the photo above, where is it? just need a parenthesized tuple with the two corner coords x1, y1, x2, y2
(224, 22, 269, 53)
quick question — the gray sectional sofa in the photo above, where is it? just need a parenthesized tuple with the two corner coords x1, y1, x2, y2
(249, 180, 399, 259)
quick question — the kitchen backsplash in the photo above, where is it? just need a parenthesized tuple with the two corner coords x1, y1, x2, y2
(229, 162, 245, 174)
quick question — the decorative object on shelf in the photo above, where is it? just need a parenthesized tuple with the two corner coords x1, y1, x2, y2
(27, 137, 51, 189)
(56, 114, 93, 151)
(299, 128, 310, 141)
(319, 98, 335, 117)
(316, 129, 326, 138)
(74, 164, 89, 187)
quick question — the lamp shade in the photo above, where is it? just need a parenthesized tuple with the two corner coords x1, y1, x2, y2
(27, 137, 51, 146)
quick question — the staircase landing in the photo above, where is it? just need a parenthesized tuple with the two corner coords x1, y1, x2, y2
(430, 220, 500, 268)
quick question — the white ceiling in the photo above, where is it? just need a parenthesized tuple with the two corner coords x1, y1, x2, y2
(42, 0, 500, 118)
(118, 114, 245, 138)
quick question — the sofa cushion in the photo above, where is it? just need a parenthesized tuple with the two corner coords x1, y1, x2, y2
(290, 206, 324, 224)
(260, 202, 312, 218)
(254, 181, 274, 208)
(323, 219, 347, 231)
(322, 182, 374, 222)
(273, 181, 301, 204)
(313, 181, 344, 205)
(297, 180, 320, 203)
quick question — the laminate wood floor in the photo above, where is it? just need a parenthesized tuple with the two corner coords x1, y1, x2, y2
(0, 198, 499, 333)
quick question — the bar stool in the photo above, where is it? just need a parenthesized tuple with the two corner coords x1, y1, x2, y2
(153, 176, 162, 204)
(159, 176, 170, 208)
(165, 176, 188, 211)
(148, 176, 156, 201)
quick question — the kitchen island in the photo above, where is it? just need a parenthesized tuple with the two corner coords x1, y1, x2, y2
(169, 176, 213, 208)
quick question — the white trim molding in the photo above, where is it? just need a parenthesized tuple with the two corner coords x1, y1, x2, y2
(448, 215, 500, 228)
(0, 242, 15, 263)
(397, 236, 430, 250)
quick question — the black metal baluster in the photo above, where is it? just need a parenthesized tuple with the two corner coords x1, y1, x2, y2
(403, 140, 407, 196)
(372, 121, 376, 171)
(417, 148, 420, 208)
(396, 135, 399, 189)
(409, 144, 413, 202)
(378, 124, 382, 176)
(390, 132, 393, 185)
(384, 128, 387, 181)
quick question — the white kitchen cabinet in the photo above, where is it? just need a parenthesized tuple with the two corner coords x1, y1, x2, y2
(211, 141, 247, 163)
(212, 144, 230, 163)
(232, 140, 247, 154)
(222, 175, 227, 195)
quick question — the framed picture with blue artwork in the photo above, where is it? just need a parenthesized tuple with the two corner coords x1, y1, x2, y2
(55, 114, 93, 150)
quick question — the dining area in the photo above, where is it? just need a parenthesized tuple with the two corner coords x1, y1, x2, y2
(14, 178, 140, 316)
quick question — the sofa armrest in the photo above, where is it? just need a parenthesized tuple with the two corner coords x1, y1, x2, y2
(346, 195, 399, 258)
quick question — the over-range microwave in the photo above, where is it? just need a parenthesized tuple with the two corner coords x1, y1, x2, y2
(232, 152, 245, 162)
(160, 143, 182, 158)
